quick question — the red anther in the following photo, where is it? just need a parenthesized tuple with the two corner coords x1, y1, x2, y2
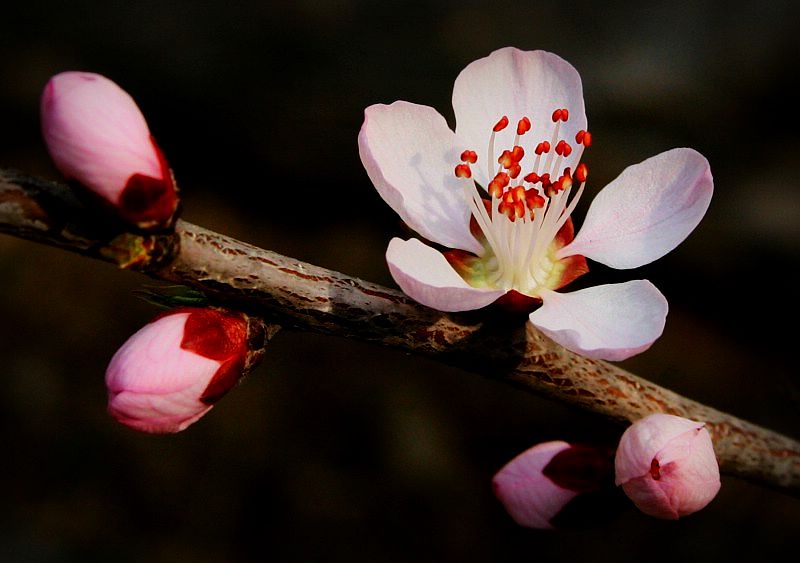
(498, 150, 514, 168)
(534, 141, 550, 155)
(514, 200, 524, 219)
(575, 130, 592, 147)
(525, 189, 545, 209)
(511, 185, 526, 202)
(508, 164, 521, 179)
(493, 116, 509, 132)
(516, 116, 531, 135)
(454, 164, 472, 178)
(559, 174, 573, 191)
(493, 172, 510, 187)
(523, 172, 540, 183)
(540, 173, 551, 189)
(489, 172, 510, 198)
(561, 108, 569, 121)
(551, 109, 563, 122)
(511, 145, 525, 162)
(488, 181, 504, 198)
(498, 201, 515, 222)
(553, 140, 572, 157)
(460, 149, 478, 163)
(575, 163, 589, 182)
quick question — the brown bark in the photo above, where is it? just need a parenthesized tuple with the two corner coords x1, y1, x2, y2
(2, 168, 799, 493)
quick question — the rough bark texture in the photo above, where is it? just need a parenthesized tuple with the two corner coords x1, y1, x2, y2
(2, 168, 799, 494)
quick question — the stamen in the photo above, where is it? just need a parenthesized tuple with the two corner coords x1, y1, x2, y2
(460, 150, 478, 163)
(555, 140, 572, 157)
(517, 117, 531, 135)
(488, 172, 509, 198)
(551, 108, 569, 123)
(493, 116, 509, 132)
(575, 163, 588, 183)
(454, 164, 472, 178)
(450, 107, 589, 295)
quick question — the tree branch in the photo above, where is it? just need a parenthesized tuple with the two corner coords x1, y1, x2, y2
(2, 167, 799, 494)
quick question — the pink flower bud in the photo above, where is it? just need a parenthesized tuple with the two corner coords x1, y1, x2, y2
(41, 71, 178, 230)
(106, 307, 254, 433)
(492, 441, 615, 529)
(615, 413, 721, 519)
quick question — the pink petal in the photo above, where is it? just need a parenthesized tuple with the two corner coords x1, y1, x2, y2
(492, 441, 576, 529)
(529, 280, 668, 361)
(559, 148, 713, 269)
(41, 72, 162, 203)
(359, 102, 482, 254)
(615, 414, 702, 485)
(452, 48, 587, 187)
(106, 312, 221, 433)
(620, 473, 679, 519)
(386, 238, 505, 312)
(654, 427, 721, 517)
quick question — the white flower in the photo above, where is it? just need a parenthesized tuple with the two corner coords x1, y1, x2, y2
(359, 47, 713, 361)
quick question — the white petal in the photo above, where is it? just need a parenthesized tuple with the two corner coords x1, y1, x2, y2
(453, 48, 587, 186)
(559, 148, 713, 269)
(386, 238, 505, 312)
(530, 281, 668, 361)
(359, 102, 482, 254)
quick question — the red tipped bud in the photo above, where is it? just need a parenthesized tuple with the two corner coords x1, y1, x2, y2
(41, 72, 178, 230)
(105, 308, 266, 434)
(494, 441, 616, 529)
(615, 414, 721, 519)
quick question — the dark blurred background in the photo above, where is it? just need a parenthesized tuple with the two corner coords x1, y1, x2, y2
(1, 1, 798, 561)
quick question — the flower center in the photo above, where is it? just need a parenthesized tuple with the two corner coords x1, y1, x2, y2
(453, 109, 591, 296)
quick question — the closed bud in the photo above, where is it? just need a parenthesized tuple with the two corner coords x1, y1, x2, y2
(106, 307, 266, 433)
(41, 71, 178, 230)
(493, 441, 616, 529)
(615, 413, 721, 519)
